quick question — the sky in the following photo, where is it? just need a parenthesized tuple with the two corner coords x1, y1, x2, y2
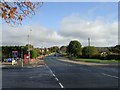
(1, 2, 118, 48)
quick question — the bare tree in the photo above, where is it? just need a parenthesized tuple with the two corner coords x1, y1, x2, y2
(0, 0, 43, 25)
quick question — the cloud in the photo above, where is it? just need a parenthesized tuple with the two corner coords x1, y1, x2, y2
(2, 24, 70, 48)
(1, 14, 118, 48)
(59, 14, 118, 47)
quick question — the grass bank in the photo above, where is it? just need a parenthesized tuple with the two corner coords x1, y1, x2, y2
(72, 57, 119, 63)
(60, 53, 119, 63)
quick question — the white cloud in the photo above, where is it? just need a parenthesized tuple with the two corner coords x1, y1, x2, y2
(1, 14, 118, 48)
(2, 24, 70, 48)
(59, 14, 118, 47)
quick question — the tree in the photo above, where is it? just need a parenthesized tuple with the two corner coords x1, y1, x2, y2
(23, 46, 28, 55)
(67, 40, 82, 57)
(112, 45, 120, 54)
(0, 0, 43, 25)
(0, 47, 2, 60)
(50, 46, 59, 53)
(82, 46, 98, 57)
(30, 49, 39, 59)
(60, 46, 67, 53)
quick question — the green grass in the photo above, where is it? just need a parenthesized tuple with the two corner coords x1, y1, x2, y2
(60, 53, 119, 63)
(61, 52, 67, 55)
(65, 56, 119, 63)
(74, 58, 119, 63)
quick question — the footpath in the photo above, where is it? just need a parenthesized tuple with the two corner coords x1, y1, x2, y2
(1, 56, 45, 69)
(58, 57, 119, 67)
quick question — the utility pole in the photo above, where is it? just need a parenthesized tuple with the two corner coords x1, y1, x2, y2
(88, 38, 90, 46)
(28, 34, 30, 64)
(88, 38, 91, 58)
(28, 29, 32, 64)
(21, 47, 23, 67)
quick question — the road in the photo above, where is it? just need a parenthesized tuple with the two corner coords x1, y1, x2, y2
(2, 55, 119, 89)
(44, 55, 119, 88)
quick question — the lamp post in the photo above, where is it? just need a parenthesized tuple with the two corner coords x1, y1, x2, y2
(88, 38, 90, 58)
(88, 38, 90, 46)
(21, 47, 23, 67)
(28, 29, 32, 64)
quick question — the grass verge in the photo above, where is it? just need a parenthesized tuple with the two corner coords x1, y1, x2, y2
(60, 53, 119, 63)
(74, 58, 119, 63)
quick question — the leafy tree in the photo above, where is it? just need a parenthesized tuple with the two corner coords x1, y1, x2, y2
(113, 45, 120, 54)
(43, 48, 49, 55)
(0, 0, 43, 25)
(82, 46, 98, 57)
(2, 46, 28, 58)
(50, 46, 59, 53)
(30, 49, 39, 59)
(23, 46, 28, 54)
(67, 40, 82, 57)
(60, 46, 67, 53)
(0, 47, 2, 59)
(34, 48, 42, 55)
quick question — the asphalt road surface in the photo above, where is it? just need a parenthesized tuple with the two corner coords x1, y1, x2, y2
(44, 56, 119, 88)
(2, 55, 119, 89)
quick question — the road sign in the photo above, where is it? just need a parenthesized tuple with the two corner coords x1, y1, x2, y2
(7, 58, 12, 62)
(12, 51, 18, 58)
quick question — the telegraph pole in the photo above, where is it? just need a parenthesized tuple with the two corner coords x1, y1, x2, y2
(21, 47, 23, 67)
(28, 29, 32, 64)
(88, 38, 90, 46)
(28, 34, 30, 64)
(88, 38, 91, 58)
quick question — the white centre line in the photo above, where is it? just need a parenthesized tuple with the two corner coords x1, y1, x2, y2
(59, 82, 64, 88)
(55, 77, 59, 81)
(46, 65, 64, 88)
(102, 73, 119, 79)
(53, 73, 56, 77)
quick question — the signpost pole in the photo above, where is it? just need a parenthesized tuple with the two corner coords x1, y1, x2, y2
(28, 29, 32, 64)
(21, 47, 23, 67)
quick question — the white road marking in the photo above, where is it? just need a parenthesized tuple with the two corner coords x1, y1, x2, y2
(46, 65, 64, 88)
(102, 73, 119, 79)
(50, 70, 53, 73)
(55, 77, 59, 81)
(53, 73, 55, 77)
(59, 82, 64, 88)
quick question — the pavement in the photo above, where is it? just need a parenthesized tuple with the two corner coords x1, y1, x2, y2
(58, 57, 119, 67)
(1, 58, 45, 69)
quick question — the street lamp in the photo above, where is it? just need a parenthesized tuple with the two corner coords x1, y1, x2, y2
(21, 46, 23, 67)
(28, 29, 32, 64)
(88, 37, 90, 46)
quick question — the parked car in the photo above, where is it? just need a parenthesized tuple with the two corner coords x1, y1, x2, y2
(7, 58, 12, 62)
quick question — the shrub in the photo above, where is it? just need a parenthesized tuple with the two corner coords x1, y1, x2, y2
(30, 49, 39, 59)
(67, 40, 82, 57)
(82, 46, 98, 58)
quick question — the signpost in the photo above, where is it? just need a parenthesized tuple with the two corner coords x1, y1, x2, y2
(21, 47, 23, 67)
(12, 51, 18, 65)
(12, 51, 18, 58)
